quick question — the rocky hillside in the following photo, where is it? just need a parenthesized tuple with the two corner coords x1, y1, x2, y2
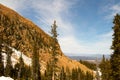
(0, 4, 93, 74)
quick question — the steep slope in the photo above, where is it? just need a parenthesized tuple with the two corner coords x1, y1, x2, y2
(0, 4, 93, 74)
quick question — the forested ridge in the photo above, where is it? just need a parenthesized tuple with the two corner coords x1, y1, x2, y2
(0, 4, 94, 80)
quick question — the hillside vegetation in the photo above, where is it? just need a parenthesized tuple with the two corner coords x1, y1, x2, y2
(0, 4, 94, 80)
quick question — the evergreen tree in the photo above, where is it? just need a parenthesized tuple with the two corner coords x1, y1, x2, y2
(17, 53, 25, 80)
(50, 20, 59, 80)
(0, 47, 4, 76)
(5, 46, 13, 77)
(30, 30, 41, 80)
(85, 72, 93, 80)
(110, 14, 120, 80)
(25, 65, 32, 80)
(79, 60, 96, 70)
(0, 14, 5, 76)
(44, 62, 52, 80)
(99, 55, 111, 80)
(99, 55, 105, 80)
(60, 67, 66, 80)
(94, 57, 100, 80)
(32, 40, 41, 80)
(70, 67, 93, 80)
(66, 66, 71, 80)
(77, 68, 84, 80)
(14, 63, 20, 79)
(71, 68, 77, 80)
(14, 62, 32, 80)
(105, 59, 112, 80)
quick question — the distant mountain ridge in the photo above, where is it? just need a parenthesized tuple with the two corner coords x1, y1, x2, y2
(68, 54, 110, 61)
(0, 4, 93, 74)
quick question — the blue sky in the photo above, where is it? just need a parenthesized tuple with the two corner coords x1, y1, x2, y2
(1, 0, 120, 56)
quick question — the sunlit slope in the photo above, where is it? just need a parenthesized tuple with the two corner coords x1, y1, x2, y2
(0, 4, 93, 74)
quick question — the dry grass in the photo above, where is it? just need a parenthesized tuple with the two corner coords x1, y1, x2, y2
(0, 3, 94, 75)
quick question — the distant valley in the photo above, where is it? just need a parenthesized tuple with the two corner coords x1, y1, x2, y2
(68, 54, 110, 62)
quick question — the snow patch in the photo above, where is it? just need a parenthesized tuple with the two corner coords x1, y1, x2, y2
(2, 53, 7, 67)
(2, 47, 32, 67)
(0, 76, 13, 80)
(12, 48, 32, 66)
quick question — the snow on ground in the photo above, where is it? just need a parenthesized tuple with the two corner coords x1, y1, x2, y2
(93, 68, 102, 80)
(0, 76, 13, 80)
(2, 47, 32, 67)
(93, 70, 102, 76)
(2, 53, 7, 67)
(2, 52, 20, 67)
(12, 48, 32, 66)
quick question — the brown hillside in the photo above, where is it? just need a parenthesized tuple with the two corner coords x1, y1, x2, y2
(0, 4, 93, 74)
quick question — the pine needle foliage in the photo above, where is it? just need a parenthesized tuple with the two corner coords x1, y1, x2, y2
(110, 14, 120, 80)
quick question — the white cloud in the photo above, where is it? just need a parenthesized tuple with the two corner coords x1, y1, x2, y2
(0, 0, 112, 56)
(0, 0, 76, 34)
(30, 0, 76, 36)
(105, 3, 120, 19)
(0, 0, 28, 11)
(59, 31, 113, 55)
(0, 0, 78, 53)
(110, 4, 120, 15)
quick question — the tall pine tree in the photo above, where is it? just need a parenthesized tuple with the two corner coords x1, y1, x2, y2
(0, 46, 4, 76)
(50, 20, 59, 80)
(29, 30, 41, 80)
(17, 53, 25, 80)
(99, 55, 106, 80)
(5, 46, 13, 77)
(60, 67, 66, 80)
(0, 23, 4, 76)
(99, 55, 111, 80)
(0, 38, 4, 76)
(44, 62, 53, 80)
(110, 14, 120, 80)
